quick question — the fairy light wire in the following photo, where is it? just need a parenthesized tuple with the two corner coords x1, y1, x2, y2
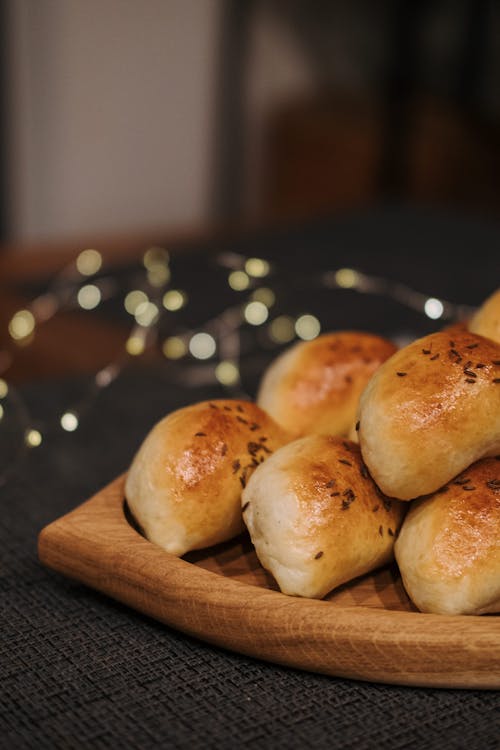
(0, 248, 475, 483)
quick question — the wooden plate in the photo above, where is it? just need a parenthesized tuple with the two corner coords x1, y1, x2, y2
(38, 474, 500, 689)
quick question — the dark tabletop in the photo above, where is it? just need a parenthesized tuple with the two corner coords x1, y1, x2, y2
(1, 205, 499, 749)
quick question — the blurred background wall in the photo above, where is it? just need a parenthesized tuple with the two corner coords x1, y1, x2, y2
(2, 0, 500, 244)
(3, 0, 220, 241)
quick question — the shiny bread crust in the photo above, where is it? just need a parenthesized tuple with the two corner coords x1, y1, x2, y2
(257, 331, 397, 438)
(395, 457, 500, 615)
(358, 329, 500, 500)
(241, 435, 406, 599)
(125, 400, 290, 556)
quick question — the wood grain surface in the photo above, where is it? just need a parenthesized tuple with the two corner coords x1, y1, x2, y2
(38, 474, 500, 689)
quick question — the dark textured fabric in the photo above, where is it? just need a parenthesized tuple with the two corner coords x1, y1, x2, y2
(1, 207, 499, 749)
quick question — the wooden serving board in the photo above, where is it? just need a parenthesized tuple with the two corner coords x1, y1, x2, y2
(38, 474, 500, 689)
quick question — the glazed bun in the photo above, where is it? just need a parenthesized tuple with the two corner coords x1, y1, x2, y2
(357, 329, 500, 500)
(395, 457, 500, 615)
(125, 400, 290, 556)
(257, 331, 396, 438)
(469, 288, 500, 344)
(241, 435, 405, 599)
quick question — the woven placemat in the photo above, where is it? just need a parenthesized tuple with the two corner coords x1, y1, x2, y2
(0, 370, 498, 750)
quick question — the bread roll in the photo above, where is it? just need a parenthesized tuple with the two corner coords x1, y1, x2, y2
(241, 435, 406, 599)
(395, 457, 500, 615)
(358, 329, 500, 500)
(257, 331, 397, 438)
(125, 400, 290, 556)
(469, 288, 500, 344)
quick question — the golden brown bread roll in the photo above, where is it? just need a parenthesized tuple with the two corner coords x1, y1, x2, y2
(241, 435, 406, 599)
(357, 329, 500, 500)
(469, 288, 500, 344)
(394, 457, 500, 615)
(125, 399, 290, 556)
(256, 331, 397, 438)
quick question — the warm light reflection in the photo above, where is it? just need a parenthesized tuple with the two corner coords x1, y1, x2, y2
(0, 404, 3, 421)
(76, 249, 102, 276)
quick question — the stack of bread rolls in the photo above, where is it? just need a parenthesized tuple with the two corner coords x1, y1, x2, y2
(125, 287, 500, 616)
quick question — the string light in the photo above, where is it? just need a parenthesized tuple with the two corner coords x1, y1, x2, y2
(244, 301, 269, 326)
(134, 301, 159, 326)
(215, 361, 240, 386)
(124, 290, 149, 315)
(228, 271, 250, 291)
(76, 249, 102, 276)
(126, 333, 147, 356)
(189, 333, 216, 360)
(0, 379, 8, 398)
(245, 258, 270, 278)
(143, 246, 169, 270)
(162, 336, 187, 359)
(60, 411, 79, 432)
(77, 284, 101, 310)
(0, 244, 476, 486)
(162, 290, 186, 311)
(9, 310, 35, 341)
(25, 429, 42, 448)
(251, 288, 275, 308)
(424, 298, 444, 320)
(269, 315, 295, 344)
(334, 268, 358, 288)
(143, 247, 170, 288)
(295, 314, 321, 340)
